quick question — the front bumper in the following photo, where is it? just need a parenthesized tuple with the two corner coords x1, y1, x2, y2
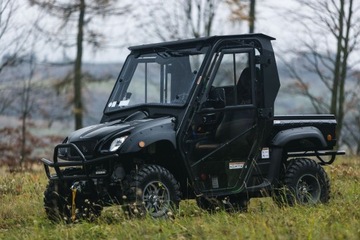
(40, 143, 118, 180)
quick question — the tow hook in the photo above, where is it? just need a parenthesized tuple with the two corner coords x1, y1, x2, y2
(70, 182, 82, 222)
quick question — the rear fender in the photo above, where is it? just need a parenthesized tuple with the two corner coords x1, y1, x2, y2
(271, 126, 326, 148)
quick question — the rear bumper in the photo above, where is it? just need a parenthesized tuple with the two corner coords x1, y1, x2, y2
(40, 143, 118, 180)
(287, 150, 345, 165)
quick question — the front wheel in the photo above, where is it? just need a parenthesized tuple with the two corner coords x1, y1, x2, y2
(124, 165, 181, 218)
(274, 158, 330, 206)
(43, 169, 102, 223)
(44, 179, 71, 222)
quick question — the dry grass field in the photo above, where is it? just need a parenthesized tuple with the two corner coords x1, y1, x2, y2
(0, 156, 359, 239)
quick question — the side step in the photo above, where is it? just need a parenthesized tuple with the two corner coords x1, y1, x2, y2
(245, 179, 272, 192)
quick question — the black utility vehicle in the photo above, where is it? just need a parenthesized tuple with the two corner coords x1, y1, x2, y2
(41, 34, 344, 222)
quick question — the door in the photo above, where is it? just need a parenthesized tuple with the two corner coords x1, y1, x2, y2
(184, 47, 259, 194)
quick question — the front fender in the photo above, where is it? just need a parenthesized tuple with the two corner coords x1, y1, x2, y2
(119, 122, 176, 153)
(271, 126, 326, 148)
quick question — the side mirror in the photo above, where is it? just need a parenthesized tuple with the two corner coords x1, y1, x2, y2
(206, 87, 226, 109)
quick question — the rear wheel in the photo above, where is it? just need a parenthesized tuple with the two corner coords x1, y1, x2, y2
(124, 165, 181, 218)
(274, 158, 330, 206)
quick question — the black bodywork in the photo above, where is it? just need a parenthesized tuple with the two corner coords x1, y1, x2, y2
(40, 34, 344, 221)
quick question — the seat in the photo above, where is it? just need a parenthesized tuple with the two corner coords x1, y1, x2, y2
(237, 67, 252, 104)
(194, 67, 257, 151)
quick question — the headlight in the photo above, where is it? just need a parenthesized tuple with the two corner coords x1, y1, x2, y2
(58, 147, 69, 159)
(109, 136, 128, 152)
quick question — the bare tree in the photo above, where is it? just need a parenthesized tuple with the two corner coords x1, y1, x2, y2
(341, 71, 360, 154)
(0, 0, 13, 48)
(0, 0, 17, 113)
(227, 0, 256, 33)
(135, 0, 225, 41)
(281, 0, 360, 151)
(0, 1, 33, 71)
(0, 44, 41, 169)
(29, 0, 130, 129)
(18, 54, 36, 168)
(1, 1, 41, 116)
(183, 0, 219, 38)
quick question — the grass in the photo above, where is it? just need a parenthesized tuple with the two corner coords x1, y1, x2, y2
(0, 156, 359, 240)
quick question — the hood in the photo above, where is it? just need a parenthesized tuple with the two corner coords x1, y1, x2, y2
(67, 120, 131, 143)
(62, 116, 176, 157)
(66, 116, 173, 143)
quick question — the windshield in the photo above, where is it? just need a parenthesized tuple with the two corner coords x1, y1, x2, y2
(105, 47, 208, 113)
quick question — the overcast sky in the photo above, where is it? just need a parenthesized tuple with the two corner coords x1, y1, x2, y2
(2, 0, 358, 65)
(0, 0, 298, 63)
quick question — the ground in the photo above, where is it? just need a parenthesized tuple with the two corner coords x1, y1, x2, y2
(0, 156, 359, 239)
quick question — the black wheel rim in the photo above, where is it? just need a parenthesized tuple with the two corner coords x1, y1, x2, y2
(142, 180, 171, 217)
(296, 174, 321, 204)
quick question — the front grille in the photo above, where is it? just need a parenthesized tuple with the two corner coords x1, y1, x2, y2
(57, 141, 97, 160)
(73, 141, 97, 156)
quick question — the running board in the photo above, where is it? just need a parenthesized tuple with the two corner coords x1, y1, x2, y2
(245, 179, 272, 192)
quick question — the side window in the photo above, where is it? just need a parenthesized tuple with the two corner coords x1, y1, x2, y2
(212, 51, 253, 106)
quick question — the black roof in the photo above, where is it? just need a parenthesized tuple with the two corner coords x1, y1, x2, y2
(128, 33, 275, 51)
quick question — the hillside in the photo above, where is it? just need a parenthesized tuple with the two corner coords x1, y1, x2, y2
(0, 59, 318, 126)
